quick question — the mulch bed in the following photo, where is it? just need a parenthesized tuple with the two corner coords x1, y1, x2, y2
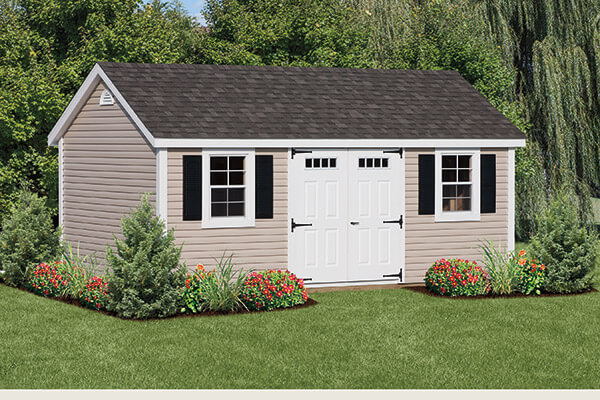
(1, 282, 318, 321)
(404, 285, 598, 300)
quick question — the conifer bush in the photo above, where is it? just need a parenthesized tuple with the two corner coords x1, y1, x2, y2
(0, 188, 61, 287)
(106, 194, 186, 319)
(529, 190, 598, 293)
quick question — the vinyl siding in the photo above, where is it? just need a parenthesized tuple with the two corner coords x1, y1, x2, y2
(167, 148, 288, 270)
(404, 148, 509, 283)
(62, 82, 156, 265)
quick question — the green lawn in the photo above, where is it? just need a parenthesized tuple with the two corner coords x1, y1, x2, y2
(1, 284, 599, 389)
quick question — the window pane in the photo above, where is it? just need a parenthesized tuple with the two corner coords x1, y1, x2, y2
(442, 155, 456, 168)
(211, 203, 227, 217)
(458, 155, 471, 168)
(442, 169, 456, 182)
(443, 198, 456, 211)
(322, 158, 329, 168)
(457, 184, 471, 198)
(229, 171, 244, 185)
(366, 158, 373, 168)
(374, 158, 381, 168)
(211, 172, 227, 185)
(442, 185, 456, 198)
(229, 156, 244, 170)
(330, 158, 337, 168)
(457, 198, 471, 211)
(382, 158, 389, 168)
(228, 203, 244, 216)
(458, 169, 471, 182)
(210, 156, 227, 171)
(359, 158, 365, 168)
(211, 188, 227, 202)
(313, 158, 321, 168)
(228, 188, 244, 202)
(305, 159, 312, 168)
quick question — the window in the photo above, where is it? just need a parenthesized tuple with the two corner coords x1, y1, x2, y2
(202, 150, 255, 228)
(306, 157, 337, 169)
(435, 150, 480, 222)
(359, 157, 389, 168)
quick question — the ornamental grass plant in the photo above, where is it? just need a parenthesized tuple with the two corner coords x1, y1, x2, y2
(479, 240, 520, 295)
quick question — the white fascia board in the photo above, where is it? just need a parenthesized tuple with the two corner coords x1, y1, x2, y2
(153, 138, 526, 149)
(47, 64, 156, 148)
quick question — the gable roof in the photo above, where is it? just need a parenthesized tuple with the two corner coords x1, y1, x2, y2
(49, 62, 525, 147)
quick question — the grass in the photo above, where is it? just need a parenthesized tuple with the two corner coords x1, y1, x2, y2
(1, 284, 600, 389)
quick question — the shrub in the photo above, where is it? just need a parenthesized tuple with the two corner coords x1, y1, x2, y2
(514, 250, 547, 295)
(179, 254, 250, 313)
(425, 258, 489, 296)
(0, 188, 61, 287)
(80, 276, 110, 311)
(480, 240, 521, 295)
(529, 189, 598, 293)
(241, 270, 308, 311)
(25, 261, 70, 297)
(106, 194, 186, 319)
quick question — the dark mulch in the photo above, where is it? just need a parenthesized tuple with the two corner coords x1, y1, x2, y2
(404, 285, 598, 300)
(1, 282, 318, 321)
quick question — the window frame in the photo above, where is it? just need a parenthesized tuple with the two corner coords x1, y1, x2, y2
(434, 149, 480, 222)
(201, 149, 255, 228)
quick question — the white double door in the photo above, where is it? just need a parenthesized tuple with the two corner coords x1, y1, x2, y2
(289, 149, 405, 284)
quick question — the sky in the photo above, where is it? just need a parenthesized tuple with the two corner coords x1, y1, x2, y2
(180, 0, 207, 25)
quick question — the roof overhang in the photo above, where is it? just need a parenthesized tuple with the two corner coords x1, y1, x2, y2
(152, 138, 526, 148)
(47, 63, 156, 147)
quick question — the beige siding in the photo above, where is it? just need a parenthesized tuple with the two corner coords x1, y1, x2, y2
(404, 148, 509, 283)
(62, 82, 156, 264)
(167, 149, 288, 270)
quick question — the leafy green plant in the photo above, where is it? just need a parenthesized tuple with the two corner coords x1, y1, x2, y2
(241, 269, 308, 311)
(529, 189, 598, 293)
(106, 194, 186, 319)
(179, 254, 250, 314)
(59, 241, 99, 298)
(479, 240, 521, 295)
(0, 188, 61, 287)
(425, 258, 489, 296)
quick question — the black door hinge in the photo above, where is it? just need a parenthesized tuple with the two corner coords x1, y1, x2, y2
(383, 215, 403, 228)
(383, 268, 403, 279)
(383, 148, 403, 158)
(291, 218, 312, 232)
(291, 149, 313, 159)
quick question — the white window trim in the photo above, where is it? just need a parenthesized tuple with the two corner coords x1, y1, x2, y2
(201, 149, 255, 229)
(435, 148, 480, 222)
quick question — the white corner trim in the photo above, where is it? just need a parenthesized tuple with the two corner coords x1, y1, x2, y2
(58, 137, 64, 236)
(201, 149, 256, 229)
(156, 148, 168, 226)
(153, 138, 526, 149)
(507, 148, 515, 251)
(434, 148, 481, 222)
(48, 64, 156, 147)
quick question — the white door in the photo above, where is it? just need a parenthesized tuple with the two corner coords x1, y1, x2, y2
(289, 149, 404, 284)
(289, 150, 349, 283)
(348, 150, 404, 281)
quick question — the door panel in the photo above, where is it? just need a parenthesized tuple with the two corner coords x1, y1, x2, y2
(348, 150, 404, 281)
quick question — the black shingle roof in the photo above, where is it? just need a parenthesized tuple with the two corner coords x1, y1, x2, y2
(97, 62, 525, 140)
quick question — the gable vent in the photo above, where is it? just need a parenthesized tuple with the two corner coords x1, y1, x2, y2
(99, 89, 114, 106)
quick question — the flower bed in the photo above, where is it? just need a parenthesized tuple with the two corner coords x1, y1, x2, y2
(425, 258, 489, 297)
(26, 261, 71, 297)
(80, 276, 110, 311)
(241, 270, 308, 311)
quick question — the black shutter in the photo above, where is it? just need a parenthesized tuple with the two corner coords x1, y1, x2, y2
(481, 154, 496, 213)
(419, 155, 435, 215)
(183, 155, 202, 221)
(256, 155, 274, 219)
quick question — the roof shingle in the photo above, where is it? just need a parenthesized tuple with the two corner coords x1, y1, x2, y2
(97, 62, 525, 140)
